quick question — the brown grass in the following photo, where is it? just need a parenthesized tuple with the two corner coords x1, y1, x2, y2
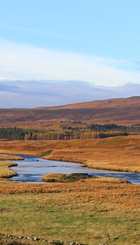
(1, 190, 140, 245)
(0, 161, 17, 178)
(0, 154, 23, 160)
(0, 135, 140, 173)
(42, 173, 66, 182)
(0, 155, 23, 179)
(0, 135, 139, 210)
(42, 172, 130, 183)
(0, 179, 139, 209)
(0, 136, 140, 244)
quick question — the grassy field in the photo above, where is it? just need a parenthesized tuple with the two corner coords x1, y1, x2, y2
(0, 136, 140, 244)
(0, 189, 140, 245)
(0, 135, 140, 172)
(0, 176, 140, 244)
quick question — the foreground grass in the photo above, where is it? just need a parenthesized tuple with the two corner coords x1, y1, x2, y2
(0, 177, 140, 244)
(0, 192, 140, 245)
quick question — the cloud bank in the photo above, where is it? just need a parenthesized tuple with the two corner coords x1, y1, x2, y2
(0, 39, 140, 108)
(0, 80, 140, 108)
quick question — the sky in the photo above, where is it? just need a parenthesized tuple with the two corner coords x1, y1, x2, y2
(0, 0, 140, 108)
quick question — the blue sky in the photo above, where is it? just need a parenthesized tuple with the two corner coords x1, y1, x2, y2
(0, 0, 140, 108)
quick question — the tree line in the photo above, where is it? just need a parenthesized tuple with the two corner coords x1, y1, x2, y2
(0, 123, 139, 141)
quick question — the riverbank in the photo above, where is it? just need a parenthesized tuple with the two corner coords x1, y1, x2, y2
(1, 152, 140, 184)
(0, 137, 140, 244)
(0, 155, 23, 179)
(0, 135, 139, 173)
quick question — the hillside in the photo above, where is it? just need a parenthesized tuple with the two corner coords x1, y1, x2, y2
(0, 96, 140, 127)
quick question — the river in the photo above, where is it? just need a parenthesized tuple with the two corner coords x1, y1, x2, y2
(9, 154, 140, 184)
(10, 154, 140, 184)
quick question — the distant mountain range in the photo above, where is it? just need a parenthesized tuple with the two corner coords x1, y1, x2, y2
(0, 96, 140, 127)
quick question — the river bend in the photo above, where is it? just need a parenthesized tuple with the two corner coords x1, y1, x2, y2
(9, 154, 140, 184)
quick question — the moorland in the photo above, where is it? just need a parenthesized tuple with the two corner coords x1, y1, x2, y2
(0, 96, 140, 127)
(0, 96, 140, 245)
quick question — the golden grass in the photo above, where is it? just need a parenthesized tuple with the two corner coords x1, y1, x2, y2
(43, 136, 140, 173)
(0, 154, 23, 160)
(86, 161, 140, 172)
(0, 155, 23, 179)
(42, 172, 130, 184)
(0, 178, 139, 209)
(0, 160, 17, 178)
(0, 136, 140, 244)
(0, 135, 140, 174)
(0, 189, 140, 245)
(0, 135, 139, 171)
(42, 173, 65, 182)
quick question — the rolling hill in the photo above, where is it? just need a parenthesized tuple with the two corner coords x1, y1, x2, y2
(0, 96, 140, 127)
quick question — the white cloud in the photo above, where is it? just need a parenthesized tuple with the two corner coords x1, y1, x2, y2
(0, 39, 140, 87)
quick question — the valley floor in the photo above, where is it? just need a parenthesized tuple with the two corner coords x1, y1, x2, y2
(0, 135, 140, 244)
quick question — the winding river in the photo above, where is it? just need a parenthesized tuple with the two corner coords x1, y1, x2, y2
(9, 154, 140, 184)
